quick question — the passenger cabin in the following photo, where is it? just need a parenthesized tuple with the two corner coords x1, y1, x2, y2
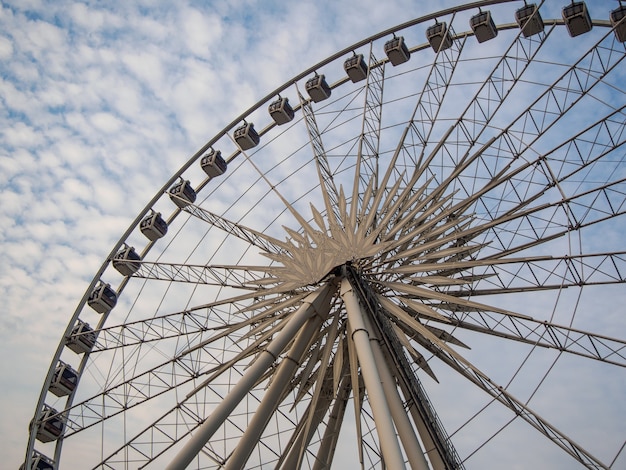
(49, 361, 78, 397)
(66, 320, 96, 354)
(611, 5, 626, 42)
(470, 10, 498, 43)
(201, 149, 228, 176)
(344, 54, 368, 82)
(268, 97, 295, 125)
(140, 211, 168, 241)
(562, 2, 592, 37)
(426, 22, 453, 52)
(234, 122, 260, 150)
(515, 4, 544, 37)
(21, 452, 54, 470)
(169, 179, 196, 208)
(35, 406, 64, 443)
(112, 245, 141, 276)
(384, 36, 410, 65)
(88, 282, 117, 314)
(305, 74, 332, 103)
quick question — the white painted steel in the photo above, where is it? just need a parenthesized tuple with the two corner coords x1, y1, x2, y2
(166, 283, 336, 470)
(340, 278, 407, 470)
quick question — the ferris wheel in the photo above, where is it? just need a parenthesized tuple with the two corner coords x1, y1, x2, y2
(23, 1, 626, 469)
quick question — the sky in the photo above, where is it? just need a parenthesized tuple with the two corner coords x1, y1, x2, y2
(1, 0, 625, 469)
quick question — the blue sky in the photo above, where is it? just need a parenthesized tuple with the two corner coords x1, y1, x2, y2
(2, 1, 625, 468)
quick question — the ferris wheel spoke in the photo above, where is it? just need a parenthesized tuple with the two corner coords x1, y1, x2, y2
(472, 177, 626, 259)
(97, 397, 205, 468)
(297, 89, 343, 224)
(130, 261, 281, 289)
(369, 106, 625, 268)
(449, 105, 626, 221)
(390, 165, 626, 266)
(358, 29, 468, 215)
(411, 28, 466, 161)
(446, 21, 554, 144)
(449, 254, 626, 295)
(62, 355, 211, 438)
(165, 282, 337, 470)
(63, 292, 310, 437)
(405, 23, 555, 191)
(181, 202, 287, 254)
(379, 296, 610, 469)
(398, 295, 626, 367)
(386, 251, 626, 293)
(504, 33, 625, 159)
(92, 309, 229, 352)
(93, 290, 305, 352)
(350, 45, 385, 221)
(414, 26, 624, 224)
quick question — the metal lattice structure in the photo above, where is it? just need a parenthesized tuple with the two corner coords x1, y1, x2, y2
(25, 2, 626, 469)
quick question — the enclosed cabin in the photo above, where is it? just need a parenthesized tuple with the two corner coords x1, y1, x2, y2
(201, 149, 228, 177)
(21, 452, 55, 470)
(49, 361, 78, 397)
(268, 97, 295, 125)
(169, 179, 196, 208)
(562, 1, 592, 37)
(233, 121, 260, 150)
(611, 5, 626, 42)
(470, 10, 498, 43)
(384, 35, 410, 65)
(66, 320, 96, 354)
(426, 22, 453, 52)
(88, 281, 117, 314)
(112, 245, 141, 276)
(305, 74, 331, 103)
(140, 211, 168, 241)
(34, 406, 65, 443)
(515, 3, 544, 37)
(344, 54, 368, 83)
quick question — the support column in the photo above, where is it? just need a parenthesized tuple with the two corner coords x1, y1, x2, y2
(340, 278, 407, 470)
(312, 375, 351, 470)
(166, 282, 337, 470)
(363, 313, 431, 470)
(225, 304, 330, 469)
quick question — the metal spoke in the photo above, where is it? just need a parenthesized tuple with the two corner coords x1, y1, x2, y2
(131, 261, 280, 288)
(182, 203, 287, 254)
(379, 294, 610, 469)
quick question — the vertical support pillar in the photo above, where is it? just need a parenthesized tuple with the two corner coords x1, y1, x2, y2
(165, 282, 336, 470)
(340, 278, 407, 470)
(225, 302, 330, 469)
(362, 313, 431, 470)
(312, 375, 351, 470)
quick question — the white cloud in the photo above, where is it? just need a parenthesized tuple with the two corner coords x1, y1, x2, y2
(0, 35, 14, 59)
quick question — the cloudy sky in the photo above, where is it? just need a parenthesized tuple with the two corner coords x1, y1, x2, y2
(2, 0, 625, 468)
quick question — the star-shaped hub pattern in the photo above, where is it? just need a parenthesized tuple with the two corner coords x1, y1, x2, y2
(255, 171, 477, 294)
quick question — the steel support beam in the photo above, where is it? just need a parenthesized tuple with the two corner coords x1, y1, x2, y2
(340, 278, 407, 470)
(362, 312, 431, 470)
(165, 282, 337, 470)
(225, 310, 328, 469)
